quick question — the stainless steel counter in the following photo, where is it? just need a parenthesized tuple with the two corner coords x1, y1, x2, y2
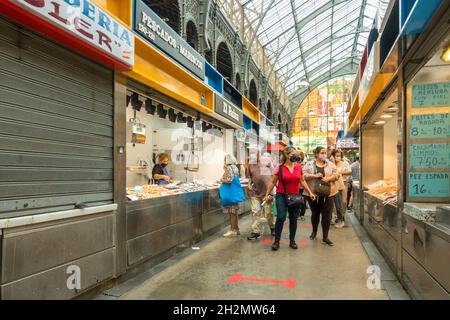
(362, 192, 401, 273)
(402, 204, 450, 299)
(125, 187, 251, 271)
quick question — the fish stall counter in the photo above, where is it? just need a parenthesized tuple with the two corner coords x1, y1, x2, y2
(401, 204, 450, 299)
(124, 179, 251, 271)
(361, 179, 401, 273)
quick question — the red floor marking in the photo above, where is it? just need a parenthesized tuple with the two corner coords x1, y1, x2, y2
(300, 223, 312, 228)
(281, 222, 311, 228)
(227, 274, 296, 288)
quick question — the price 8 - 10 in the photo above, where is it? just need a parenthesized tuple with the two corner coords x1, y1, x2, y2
(410, 125, 448, 138)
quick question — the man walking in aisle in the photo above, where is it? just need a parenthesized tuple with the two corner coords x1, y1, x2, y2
(246, 147, 275, 239)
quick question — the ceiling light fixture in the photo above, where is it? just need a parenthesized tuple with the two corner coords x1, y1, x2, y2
(441, 45, 450, 63)
(380, 114, 393, 118)
(157, 103, 167, 119)
(131, 93, 142, 111)
(299, 80, 310, 87)
(145, 99, 155, 114)
(374, 121, 385, 125)
(168, 108, 177, 122)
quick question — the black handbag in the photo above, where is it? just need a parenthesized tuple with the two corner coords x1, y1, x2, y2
(279, 165, 305, 207)
(312, 164, 331, 197)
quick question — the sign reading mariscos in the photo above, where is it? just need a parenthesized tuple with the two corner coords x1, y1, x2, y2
(215, 93, 243, 127)
(7, 0, 134, 68)
(134, 0, 205, 80)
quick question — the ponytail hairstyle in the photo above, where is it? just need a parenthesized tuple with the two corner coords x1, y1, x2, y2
(298, 151, 305, 163)
(313, 146, 326, 159)
(280, 146, 296, 164)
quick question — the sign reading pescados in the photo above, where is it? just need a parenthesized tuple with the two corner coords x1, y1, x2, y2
(215, 93, 243, 127)
(9, 0, 134, 67)
(134, 0, 205, 80)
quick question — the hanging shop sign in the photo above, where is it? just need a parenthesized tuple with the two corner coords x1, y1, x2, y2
(134, 0, 205, 80)
(359, 41, 380, 106)
(214, 93, 243, 127)
(3, 0, 134, 69)
(337, 138, 360, 149)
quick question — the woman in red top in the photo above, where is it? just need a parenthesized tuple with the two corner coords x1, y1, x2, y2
(264, 147, 316, 251)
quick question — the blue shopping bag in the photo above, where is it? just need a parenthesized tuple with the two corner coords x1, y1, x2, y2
(219, 175, 245, 206)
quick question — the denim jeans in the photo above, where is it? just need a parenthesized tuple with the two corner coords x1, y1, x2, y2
(334, 190, 345, 222)
(275, 193, 300, 241)
(298, 189, 306, 217)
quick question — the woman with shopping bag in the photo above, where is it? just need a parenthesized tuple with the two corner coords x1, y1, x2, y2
(264, 147, 316, 251)
(219, 154, 245, 237)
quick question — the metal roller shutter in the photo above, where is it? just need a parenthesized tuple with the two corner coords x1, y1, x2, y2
(0, 17, 114, 218)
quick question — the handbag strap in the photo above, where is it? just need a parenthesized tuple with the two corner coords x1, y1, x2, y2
(279, 165, 288, 194)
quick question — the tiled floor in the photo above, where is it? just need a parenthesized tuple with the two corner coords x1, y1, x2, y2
(100, 211, 408, 300)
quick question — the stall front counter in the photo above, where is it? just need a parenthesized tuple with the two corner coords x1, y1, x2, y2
(125, 183, 251, 272)
(402, 204, 450, 300)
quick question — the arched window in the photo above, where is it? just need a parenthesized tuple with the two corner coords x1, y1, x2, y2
(216, 42, 233, 82)
(249, 79, 258, 107)
(186, 21, 198, 51)
(144, 0, 180, 34)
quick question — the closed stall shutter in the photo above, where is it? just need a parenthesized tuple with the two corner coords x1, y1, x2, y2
(0, 18, 114, 218)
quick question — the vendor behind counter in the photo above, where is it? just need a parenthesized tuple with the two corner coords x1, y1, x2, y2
(152, 153, 174, 185)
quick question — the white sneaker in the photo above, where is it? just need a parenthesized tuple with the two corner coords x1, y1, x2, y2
(223, 230, 238, 237)
(335, 221, 345, 229)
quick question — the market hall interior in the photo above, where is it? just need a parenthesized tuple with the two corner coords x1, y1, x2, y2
(0, 0, 448, 301)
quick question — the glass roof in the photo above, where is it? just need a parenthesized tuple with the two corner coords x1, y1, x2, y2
(237, 0, 389, 104)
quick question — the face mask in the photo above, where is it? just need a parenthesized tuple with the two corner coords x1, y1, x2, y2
(249, 154, 258, 162)
(290, 155, 300, 162)
(318, 155, 327, 161)
(335, 157, 342, 162)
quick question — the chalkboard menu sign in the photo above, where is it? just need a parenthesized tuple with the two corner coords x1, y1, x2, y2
(407, 80, 450, 202)
(412, 82, 450, 108)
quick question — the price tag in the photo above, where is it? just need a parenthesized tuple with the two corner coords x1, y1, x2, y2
(410, 113, 449, 139)
(412, 82, 450, 108)
(408, 172, 450, 198)
(409, 143, 450, 169)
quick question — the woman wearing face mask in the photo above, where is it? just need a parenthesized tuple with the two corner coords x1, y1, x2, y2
(303, 146, 339, 246)
(264, 147, 316, 251)
(331, 149, 352, 228)
(152, 153, 173, 185)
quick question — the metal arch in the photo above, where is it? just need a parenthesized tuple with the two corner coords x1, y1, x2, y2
(242, 0, 278, 85)
(261, 0, 349, 50)
(350, 0, 369, 66)
(203, 0, 213, 51)
(289, 0, 310, 86)
(262, 0, 349, 104)
(273, 23, 366, 75)
(290, 58, 357, 100)
(289, 62, 358, 117)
